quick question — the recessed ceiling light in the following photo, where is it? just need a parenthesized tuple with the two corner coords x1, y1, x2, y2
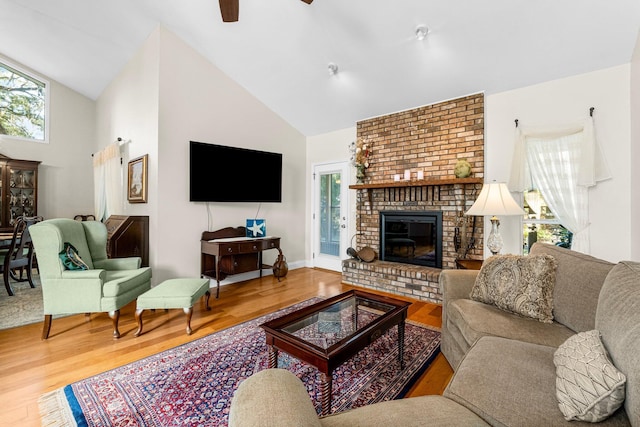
(328, 63, 338, 76)
(415, 25, 429, 41)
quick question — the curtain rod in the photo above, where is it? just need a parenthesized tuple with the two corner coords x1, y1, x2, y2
(514, 107, 595, 128)
(91, 137, 128, 163)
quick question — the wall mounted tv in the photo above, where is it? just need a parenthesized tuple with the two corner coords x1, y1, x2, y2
(189, 141, 283, 203)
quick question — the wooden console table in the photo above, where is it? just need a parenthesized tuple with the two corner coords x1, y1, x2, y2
(201, 226, 281, 298)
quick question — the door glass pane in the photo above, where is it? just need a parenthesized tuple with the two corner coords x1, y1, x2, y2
(320, 172, 341, 256)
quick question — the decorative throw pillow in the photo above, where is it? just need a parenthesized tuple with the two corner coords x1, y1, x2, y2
(554, 330, 626, 422)
(470, 254, 557, 323)
(59, 242, 89, 270)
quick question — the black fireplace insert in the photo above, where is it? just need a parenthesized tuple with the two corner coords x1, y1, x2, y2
(379, 211, 442, 268)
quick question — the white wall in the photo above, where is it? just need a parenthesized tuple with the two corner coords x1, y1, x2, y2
(486, 65, 632, 262)
(96, 28, 160, 280)
(631, 31, 640, 260)
(155, 27, 307, 284)
(306, 127, 356, 263)
(0, 54, 95, 221)
(95, 26, 307, 285)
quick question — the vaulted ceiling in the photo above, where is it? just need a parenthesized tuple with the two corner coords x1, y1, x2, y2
(1, 0, 639, 136)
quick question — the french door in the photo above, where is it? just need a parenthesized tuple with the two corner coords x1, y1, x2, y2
(312, 162, 349, 271)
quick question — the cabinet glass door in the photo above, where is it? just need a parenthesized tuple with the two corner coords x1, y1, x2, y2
(8, 167, 36, 225)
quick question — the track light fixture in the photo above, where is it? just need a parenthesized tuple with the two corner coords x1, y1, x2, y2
(328, 63, 338, 76)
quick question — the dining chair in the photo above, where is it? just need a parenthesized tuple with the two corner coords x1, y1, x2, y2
(3, 215, 43, 296)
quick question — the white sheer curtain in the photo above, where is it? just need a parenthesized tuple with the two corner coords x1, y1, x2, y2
(508, 118, 610, 254)
(93, 143, 122, 221)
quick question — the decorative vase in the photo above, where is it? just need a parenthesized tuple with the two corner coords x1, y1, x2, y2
(454, 158, 472, 178)
(356, 164, 366, 183)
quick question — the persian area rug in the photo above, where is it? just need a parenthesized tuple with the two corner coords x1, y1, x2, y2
(39, 298, 441, 427)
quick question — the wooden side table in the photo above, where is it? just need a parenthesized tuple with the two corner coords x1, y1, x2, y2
(455, 259, 483, 270)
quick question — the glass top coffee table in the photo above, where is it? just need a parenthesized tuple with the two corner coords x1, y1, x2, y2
(260, 289, 411, 415)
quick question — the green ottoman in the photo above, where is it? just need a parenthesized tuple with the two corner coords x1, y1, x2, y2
(135, 278, 211, 336)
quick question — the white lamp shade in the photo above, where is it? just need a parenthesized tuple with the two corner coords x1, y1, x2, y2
(465, 182, 525, 217)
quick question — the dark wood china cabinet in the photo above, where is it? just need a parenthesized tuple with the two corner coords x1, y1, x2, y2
(0, 154, 40, 232)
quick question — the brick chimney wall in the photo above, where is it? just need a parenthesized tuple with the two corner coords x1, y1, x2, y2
(343, 93, 485, 303)
(358, 93, 485, 184)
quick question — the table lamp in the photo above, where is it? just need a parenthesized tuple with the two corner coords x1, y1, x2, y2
(465, 181, 525, 255)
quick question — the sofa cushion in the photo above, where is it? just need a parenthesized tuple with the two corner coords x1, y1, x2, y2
(554, 330, 626, 422)
(596, 261, 640, 426)
(530, 243, 614, 332)
(446, 299, 575, 360)
(470, 254, 557, 323)
(444, 336, 630, 427)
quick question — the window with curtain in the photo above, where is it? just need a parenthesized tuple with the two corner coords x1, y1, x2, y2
(509, 117, 610, 254)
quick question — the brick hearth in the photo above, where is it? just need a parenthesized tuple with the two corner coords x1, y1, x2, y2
(343, 93, 485, 304)
(342, 259, 442, 301)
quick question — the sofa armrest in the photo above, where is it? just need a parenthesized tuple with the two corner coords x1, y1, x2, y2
(42, 273, 106, 313)
(229, 369, 322, 427)
(60, 269, 106, 280)
(93, 257, 142, 270)
(440, 270, 479, 302)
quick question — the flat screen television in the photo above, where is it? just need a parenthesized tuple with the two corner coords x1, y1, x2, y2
(189, 141, 283, 202)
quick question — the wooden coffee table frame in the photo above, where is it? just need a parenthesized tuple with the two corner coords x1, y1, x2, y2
(260, 289, 410, 415)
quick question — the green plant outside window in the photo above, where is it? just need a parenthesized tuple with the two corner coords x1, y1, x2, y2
(0, 60, 47, 142)
(522, 189, 573, 254)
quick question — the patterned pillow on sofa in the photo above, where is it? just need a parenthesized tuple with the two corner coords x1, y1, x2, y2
(554, 330, 626, 422)
(470, 254, 557, 323)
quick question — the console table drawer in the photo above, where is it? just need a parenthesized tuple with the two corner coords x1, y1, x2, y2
(219, 243, 240, 254)
(263, 239, 280, 250)
(239, 242, 261, 253)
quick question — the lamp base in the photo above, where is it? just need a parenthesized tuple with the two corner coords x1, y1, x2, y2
(486, 216, 503, 256)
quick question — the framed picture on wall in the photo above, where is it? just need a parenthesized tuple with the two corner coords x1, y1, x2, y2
(127, 154, 148, 203)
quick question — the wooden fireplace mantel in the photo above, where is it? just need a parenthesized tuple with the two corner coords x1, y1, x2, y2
(348, 177, 483, 190)
(349, 177, 483, 208)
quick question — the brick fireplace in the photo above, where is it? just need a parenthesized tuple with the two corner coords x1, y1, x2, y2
(342, 93, 485, 304)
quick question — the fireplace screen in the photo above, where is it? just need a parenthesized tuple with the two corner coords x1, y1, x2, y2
(379, 211, 442, 268)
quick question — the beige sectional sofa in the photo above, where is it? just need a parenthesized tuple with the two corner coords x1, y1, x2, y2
(229, 243, 639, 426)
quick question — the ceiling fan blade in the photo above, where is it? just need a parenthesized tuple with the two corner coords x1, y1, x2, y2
(301, 0, 313, 4)
(219, 0, 239, 22)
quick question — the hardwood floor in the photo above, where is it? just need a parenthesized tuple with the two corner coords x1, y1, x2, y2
(0, 267, 453, 426)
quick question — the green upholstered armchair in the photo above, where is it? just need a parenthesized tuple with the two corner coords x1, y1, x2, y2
(30, 218, 152, 339)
